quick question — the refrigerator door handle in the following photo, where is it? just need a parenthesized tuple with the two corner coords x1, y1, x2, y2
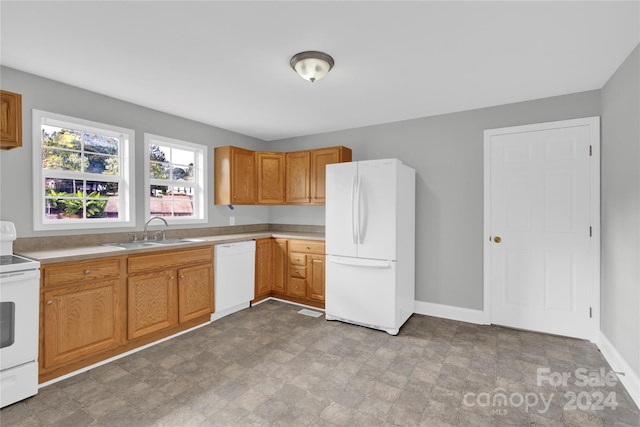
(358, 176, 367, 244)
(327, 256, 391, 269)
(351, 175, 358, 244)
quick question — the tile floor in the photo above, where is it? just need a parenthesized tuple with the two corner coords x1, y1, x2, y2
(1, 300, 638, 426)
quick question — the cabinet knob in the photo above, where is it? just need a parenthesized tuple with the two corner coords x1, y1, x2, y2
(233, 195, 237, 199)
(84, 269, 90, 274)
(180, 275, 185, 279)
(493, 236, 502, 243)
(305, 246, 310, 250)
(170, 276, 175, 280)
(46, 300, 53, 305)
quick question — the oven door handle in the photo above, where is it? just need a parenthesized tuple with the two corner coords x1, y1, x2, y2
(0, 269, 40, 284)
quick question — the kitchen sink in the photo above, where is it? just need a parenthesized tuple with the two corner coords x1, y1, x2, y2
(102, 238, 204, 249)
(151, 238, 205, 245)
(102, 241, 162, 249)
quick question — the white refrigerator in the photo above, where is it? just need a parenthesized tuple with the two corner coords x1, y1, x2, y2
(325, 158, 415, 335)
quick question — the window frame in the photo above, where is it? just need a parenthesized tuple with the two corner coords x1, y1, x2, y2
(143, 133, 207, 225)
(32, 109, 135, 231)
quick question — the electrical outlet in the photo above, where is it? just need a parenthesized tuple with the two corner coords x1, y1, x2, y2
(229, 216, 235, 225)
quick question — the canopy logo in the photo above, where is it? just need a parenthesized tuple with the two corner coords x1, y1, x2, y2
(463, 367, 620, 415)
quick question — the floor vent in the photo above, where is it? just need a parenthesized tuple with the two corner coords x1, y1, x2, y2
(298, 309, 323, 318)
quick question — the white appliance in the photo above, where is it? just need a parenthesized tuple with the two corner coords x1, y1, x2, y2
(211, 240, 256, 321)
(0, 221, 41, 408)
(325, 159, 415, 335)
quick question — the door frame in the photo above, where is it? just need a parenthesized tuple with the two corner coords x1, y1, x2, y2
(483, 117, 601, 342)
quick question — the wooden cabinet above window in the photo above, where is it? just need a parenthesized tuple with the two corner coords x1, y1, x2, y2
(214, 145, 351, 206)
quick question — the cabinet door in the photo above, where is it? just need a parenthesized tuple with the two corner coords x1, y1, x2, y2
(285, 151, 310, 203)
(273, 239, 288, 293)
(254, 238, 273, 298)
(310, 147, 352, 204)
(178, 264, 214, 323)
(307, 254, 326, 302)
(43, 279, 121, 368)
(257, 152, 285, 204)
(231, 147, 257, 204)
(128, 270, 177, 339)
(0, 90, 22, 149)
(310, 148, 339, 204)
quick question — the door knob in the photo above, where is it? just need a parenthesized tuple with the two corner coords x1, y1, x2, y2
(493, 236, 502, 243)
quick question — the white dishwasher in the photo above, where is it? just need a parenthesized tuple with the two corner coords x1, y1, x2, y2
(211, 240, 256, 321)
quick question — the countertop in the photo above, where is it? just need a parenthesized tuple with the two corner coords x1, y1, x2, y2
(19, 231, 325, 265)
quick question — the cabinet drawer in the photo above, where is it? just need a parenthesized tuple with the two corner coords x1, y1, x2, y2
(289, 265, 306, 279)
(288, 277, 307, 297)
(128, 246, 213, 274)
(289, 253, 306, 266)
(44, 258, 121, 287)
(288, 240, 325, 254)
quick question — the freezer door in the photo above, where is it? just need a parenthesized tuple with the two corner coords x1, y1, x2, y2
(325, 255, 397, 330)
(326, 162, 358, 258)
(357, 159, 398, 261)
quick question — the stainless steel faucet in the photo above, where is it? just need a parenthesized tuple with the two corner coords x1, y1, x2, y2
(143, 216, 168, 241)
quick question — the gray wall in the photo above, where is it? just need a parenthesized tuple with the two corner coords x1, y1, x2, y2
(0, 66, 268, 237)
(269, 91, 601, 309)
(601, 44, 640, 377)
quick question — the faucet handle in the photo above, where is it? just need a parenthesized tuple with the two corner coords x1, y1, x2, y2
(127, 232, 138, 242)
(153, 230, 166, 241)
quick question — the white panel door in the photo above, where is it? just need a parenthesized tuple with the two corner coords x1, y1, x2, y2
(326, 162, 358, 258)
(488, 120, 596, 339)
(357, 159, 398, 261)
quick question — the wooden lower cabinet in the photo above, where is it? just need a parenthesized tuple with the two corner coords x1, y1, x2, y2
(254, 238, 273, 301)
(39, 246, 213, 383)
(40, 256, 126, 382)
(42, 278, 123, 369)
(273, 239, 287, 294)
(307, 254, 325, 303)
(127, 246, 213, 340)
(266, 238, 325, 308)
(128, 270, 177, 339)
(178, 264, 214, 323)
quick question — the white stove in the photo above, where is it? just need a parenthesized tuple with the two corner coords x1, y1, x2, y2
(0, 221, 40, 408)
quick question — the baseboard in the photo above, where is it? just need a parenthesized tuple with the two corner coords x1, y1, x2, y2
(596, 330, 640, 408)
(210, 302, 250, 321)
(268, 297, 326, 312)
(414, 300, 486, 325)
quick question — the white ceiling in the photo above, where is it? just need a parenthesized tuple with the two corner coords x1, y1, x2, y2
(1, 1, 639, 141)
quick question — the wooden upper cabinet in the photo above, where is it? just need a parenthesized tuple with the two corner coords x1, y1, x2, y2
(214, 146, 256, 205)
(310, 146, 352, 204)
(256, 152, 285, 204)
(0, 90, 22, 150)
(216, 145, 351, 206)
(285, 151, 311, 204)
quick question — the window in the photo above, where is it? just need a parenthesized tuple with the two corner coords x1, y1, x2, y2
(33, 110, 135, 230)
(144, 134, 206, 224)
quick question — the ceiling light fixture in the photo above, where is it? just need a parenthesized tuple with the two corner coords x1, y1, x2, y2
(290, 51, 334, 83)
